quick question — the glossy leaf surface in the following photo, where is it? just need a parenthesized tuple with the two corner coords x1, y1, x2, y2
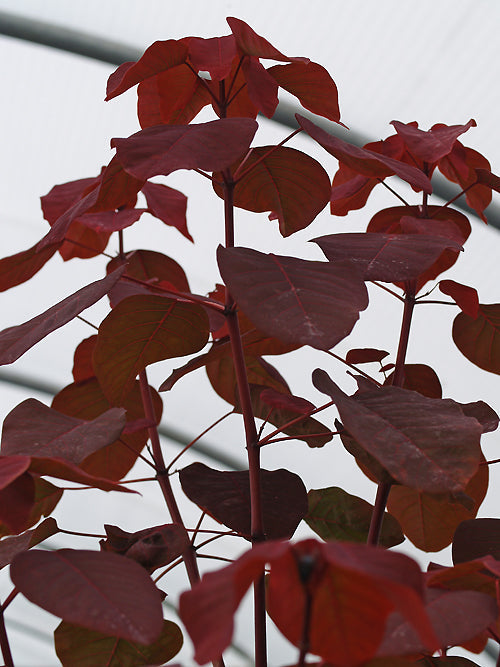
(453, 304, 500, 374)
(218, 247, 368, 350)
(313, 370, 482, 493)
(0, 267, 124, 366)
(94, 295, 209, 404)
(305, 487, 404, 547)
(179, 463, 308, 539)
(11, 549, 164, 643)
(111, 118, 257, 181)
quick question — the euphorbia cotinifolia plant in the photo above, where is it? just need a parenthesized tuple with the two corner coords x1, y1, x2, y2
(1, 16, 500, 667)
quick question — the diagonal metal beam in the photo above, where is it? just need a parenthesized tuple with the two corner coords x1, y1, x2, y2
(0, 9, 498, 228)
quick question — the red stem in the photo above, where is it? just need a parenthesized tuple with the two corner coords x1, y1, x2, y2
(367, 281, 416, 545)
(0, 604, 14, 667)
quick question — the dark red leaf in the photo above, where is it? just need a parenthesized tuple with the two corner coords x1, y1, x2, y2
(0, 266, 124, 366)
(75, 208, 145, 234)
(90, 156, 144, 213)
(0, 455, 30, 489)
(241, 57, 279, 118)
(0, 472, 35, 534)
(214, 146, 331, 236)
(1, 399, 125, 465)
(188, 35, 237, 81)
(384, 364, 442, 399)
(388, 459, 488, 552)
(37, 185, 100, 250)
(141, 181, 191, 241)
(100, 523, 189, 572)
(11, 549, 164, 643)
(218, 247, 368, 350)
(453, 518, 500, 564)
(0, 478, 62, 539)
(440, 280, 479, 318)
(259, 387, 314, 414)
(345, 348, 389, 365)
(313, 370, 482, 493)
(269, 62, 341, 123)
(106, 40, 188, 100)
(0, 242, 59, 292)
(58, 220, 111, 261)
(453, 304, 500, 374)
(179, 463, 308, 540)
(475, 167, 500, 193)
(54, 619, 183, 667)
(138, 65, 212, 128)
(460, 400, 499, 433)
(107, 249, 190, 307)
(209, 57, 258, 119)
(93, 295, 209, 404)
(298, 115, 432, 193)
(111, 118, 258, 181)
(305, 487, 404, 547)
(72, 335, 97, 382)
(41, 176, 100, 223)
(226, 17, 309, 63)
(390, 119, 476, 163)
(26, 457, 135, 493)
(0, 518, 59, 569)
(313, 232, 461, 282)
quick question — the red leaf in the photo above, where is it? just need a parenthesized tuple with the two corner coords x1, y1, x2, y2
(0, 472, 35, 534)
(226, 17, 309, 63)
(440, 279, 479, 318)
(214, 146, 331, 236)
(345, 348, 389, 365)
(179, 463, 308, 540)
(460, 401, 499, 433)
(298, 115, 433, 193)
(259, 387, 314, 414)
(314, 232, 461, 282)
(0, 478, 62, 539)
(106, 40, 188, 100)
(41, 176, 100, 223)
(313, 370, 482, 494)
(72, 335, 97, 382)
(241, 57, 279, 118)
(188, 35, 237, 81)
(390, 119, 476, 163)
(111, 118, 258, 181)
(269, 61, 341, 123)
(141, 181, 191, 241)
(58, 220, 111, 261)
(453, 518, 500, 564)
(91, 155, 144, 213)
(0, 266, 124, 366)
(0, 517, 59, 570)
(218, 247, 368, 350)
(453, 304, 500, 374)
(74, 208, 145, 234)
(1, 399, 125, 465)
(475, 167, 500, 193)
(209, 58, 258, 118)
(137, 65, 212, 128)
(27, 457, 135, 493)
(384, 364, 442, 399)
(0, 242, 59, 292)
(37, 185, 100, 250)
(93, 295, 209, 404)
(387, 459, 488, 552)
(0, 455, 30, 489)
(11, 549, 164, 643)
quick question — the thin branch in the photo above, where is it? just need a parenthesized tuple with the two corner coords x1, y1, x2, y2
(377, 178, 410, 206)
(122, 274, 225, 312)
(234, 129, 302, 183)
(264, 430, 340, 445)
(76, 314, 99, 330)
(258, 399, 336, 447)
(370, 281, 405, 302)
(325, 350, 383, 385)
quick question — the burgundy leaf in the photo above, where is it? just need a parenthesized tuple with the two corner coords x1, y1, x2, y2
(0, 242, 59, 292)
(187, 35, 237, 81)
(26, 457, 135, 493)
(214, 146, 331, 236)
(0, 455, 30, 489)
(90, 155, 144, 213)
(298, 115, 432, 193)
(226, 17, 309, 63)
(259, 387, 314, 414)
(0, 266, 124, 366)
(0, 478, 62, 539)
(106, 40, 188, 100)
(475, 167, 500, 192)
(111, 118, 257, 181)
(75, 208, 146, 233)
(218, 247, 368, 350)
(37, 185, 100, 250)
(390, 119, 476, 163)
(384, 364, 443, 399)
(241, 56, 279, 118)
(269, 61, 341, 123)
(179, 463, 308, 540)
(0, 473, 35, 534)
(11, 549, 164, 643)
(72, 335, 97, 382)
(93, 295, 209, 404)
(453, 304, 500, 375)
(452, 518, 500, 564)
(345, 348, 389, 365)
(0, 517, 59, 569)
(313, 370, 482, 494)
(141, 181, 191, 241)
(460, 401, 499, 433)
(1, 399, 125, 464)
(313, 232, 461, 282)
(440, 280, 479, 318)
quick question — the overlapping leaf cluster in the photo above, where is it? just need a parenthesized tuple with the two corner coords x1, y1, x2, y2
(1, 15, 500, 667)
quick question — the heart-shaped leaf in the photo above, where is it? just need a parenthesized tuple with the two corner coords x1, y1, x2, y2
(11, 549, 164, 643)
(179, 463, 308, 540)
(453, 304, 500, 375)
(218, 247, 368, 350)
